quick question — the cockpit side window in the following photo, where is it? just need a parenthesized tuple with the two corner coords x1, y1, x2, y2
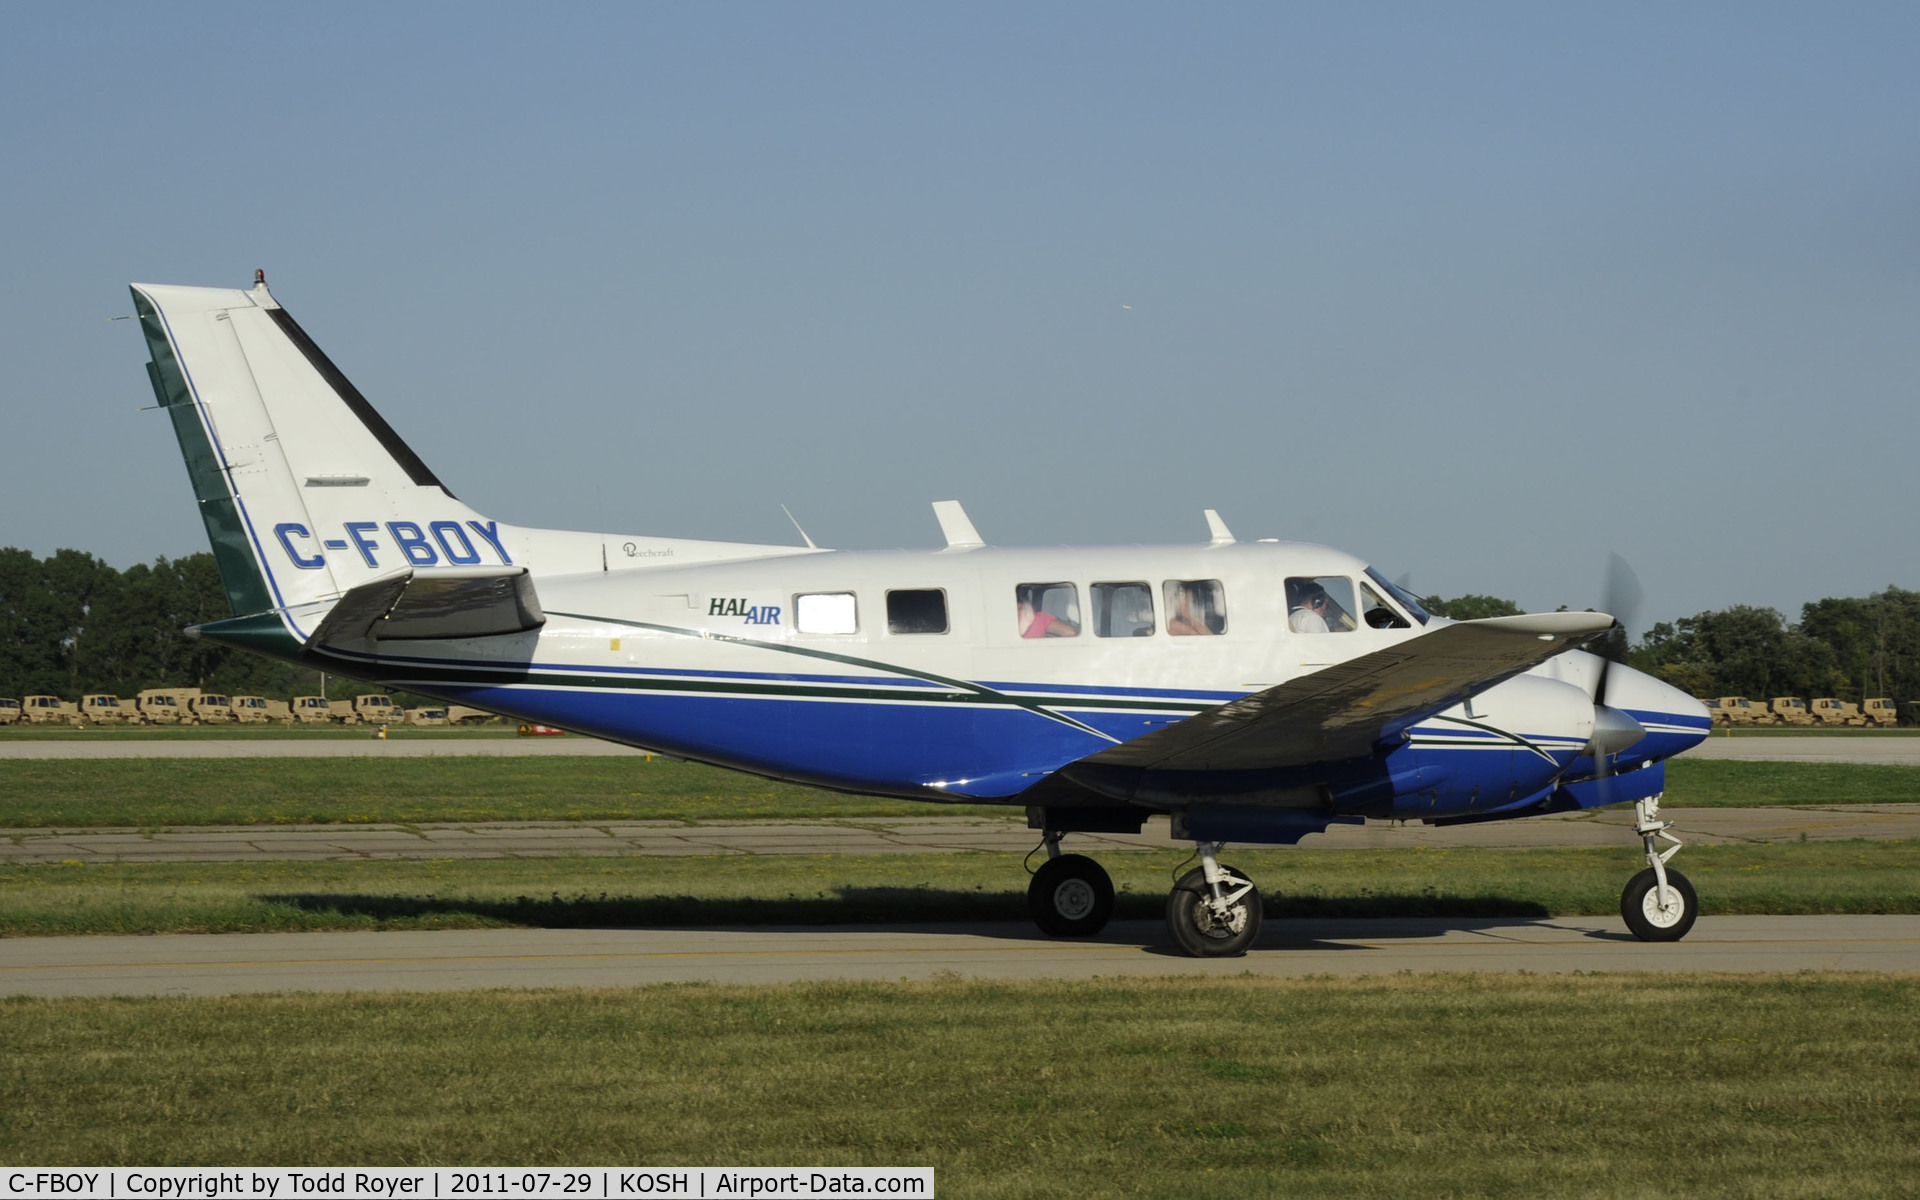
(1365, 567, 1430, 625)
(1360, 581, 1411, 629)
(1092, 582, 1155, 637)
(1286, 576, 1357, 633)
(1016, 583, 1080, 638)
(1164, 580, 1226, 636)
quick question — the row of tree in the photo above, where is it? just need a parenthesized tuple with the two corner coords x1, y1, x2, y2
(2, 546, 1914, 705)
(0, 548, 320, 701)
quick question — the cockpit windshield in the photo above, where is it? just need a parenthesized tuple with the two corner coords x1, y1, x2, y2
(1364, 567, 1430, 626)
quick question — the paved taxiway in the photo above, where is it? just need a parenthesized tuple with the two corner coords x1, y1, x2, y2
(4, 916, 1914, 996)
(7, 733, 1920, 763)
(4, 804, 1916, 863)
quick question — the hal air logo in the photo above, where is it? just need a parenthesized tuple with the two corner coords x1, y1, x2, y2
(274, 520, 512, 569)
(710, 597, 782, 625)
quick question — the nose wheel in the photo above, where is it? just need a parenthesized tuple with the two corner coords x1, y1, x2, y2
(1622, 794, 1696, 941)
(1165, 842, 1262, 957)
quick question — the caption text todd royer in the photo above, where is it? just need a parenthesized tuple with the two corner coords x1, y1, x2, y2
(3, 1171, 932, 1200)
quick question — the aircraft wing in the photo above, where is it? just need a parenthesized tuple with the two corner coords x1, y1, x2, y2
(1065, 612, 1611, 775)
(307, 566, 545, 649)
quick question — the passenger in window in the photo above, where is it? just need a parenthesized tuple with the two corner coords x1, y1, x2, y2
(1168, 583, 1215, 636)
(1017, 587, 1079, 638)
(1288, 580, 1333, 634)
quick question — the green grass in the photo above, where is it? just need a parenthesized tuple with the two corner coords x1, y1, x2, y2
(3, 841, 1915, 937)
(2, 974, 1916, 1195)
(1663, 759, 1920, 806)
(0, 757, 1915, 831)
(0, 758, 1009, 827)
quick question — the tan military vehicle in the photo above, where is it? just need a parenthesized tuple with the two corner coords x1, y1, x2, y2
(1712, 697, 1766, 726)
(190, 693, 237, 723)
(289, 695, 340, 724)
(1765, 697, 1816, 726)
(79, 694, 139, 724)
(350, 694, 400, 725)
(0, 697, 20, 725)
(229, 695, 287, 723)
(22, 695, 80, 724)
(1809, 698, 1865, 726)
(136, 688, 200, 724)
(445, 705, 500, 726)
(403, 706, 448, 726)
(1861, 698, 1900, 727)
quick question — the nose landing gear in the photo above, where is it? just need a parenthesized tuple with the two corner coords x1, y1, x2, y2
(1166, 841, 1262, 957)
(1621, 794, 1696, 941)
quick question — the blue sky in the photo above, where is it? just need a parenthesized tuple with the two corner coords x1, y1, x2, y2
(2, 4, 1915, 633)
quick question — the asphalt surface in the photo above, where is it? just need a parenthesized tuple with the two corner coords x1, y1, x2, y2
(4, 916, 1913, 996)
(4, 804, 1916, 864)
(6, 733, 1920, 763)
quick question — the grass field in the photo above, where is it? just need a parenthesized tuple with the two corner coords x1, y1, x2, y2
(2, 841, 1915, 937)
(0, 757, 1916, 830)
(2, 974, 1915, 1195)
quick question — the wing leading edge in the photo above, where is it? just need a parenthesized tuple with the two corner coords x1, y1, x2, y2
(1064, 611, 1612, 778)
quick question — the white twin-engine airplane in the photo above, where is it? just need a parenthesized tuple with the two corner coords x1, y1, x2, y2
(131, 274, 1711, 957)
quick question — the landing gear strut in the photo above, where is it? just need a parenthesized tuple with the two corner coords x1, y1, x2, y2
(1621, 793, 1696, 941)
(1026, 832, 1115, 937)
(1165, 841, 1262, 957)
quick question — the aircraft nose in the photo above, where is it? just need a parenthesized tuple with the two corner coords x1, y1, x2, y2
(1603, 663, 1712, 758)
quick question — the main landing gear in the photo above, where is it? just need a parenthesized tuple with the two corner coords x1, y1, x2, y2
(1026, 831, 1263, 957)
(1621, 793, 1696, 941)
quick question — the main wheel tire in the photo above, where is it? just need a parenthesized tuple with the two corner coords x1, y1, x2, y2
(1165, 864, 1263, 957)
(1621, 867, 1698, 942)
(1028, 854, 1115, 937)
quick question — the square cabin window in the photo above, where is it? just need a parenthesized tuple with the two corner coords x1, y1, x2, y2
(1016, 582, 1081, 638)
(795, 592, 858, 634)
(1164, 580, 1227, 636)
(1092, 582, 1155, 637)
(887, 589, 948, 634)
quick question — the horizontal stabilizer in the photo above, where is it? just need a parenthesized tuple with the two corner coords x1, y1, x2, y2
(308, 567, 545, 649)
(1066, 611, 1612, 777)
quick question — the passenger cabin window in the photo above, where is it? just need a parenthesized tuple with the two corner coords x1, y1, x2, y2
(1360, 581, 1411, 629)
(887, 589, 948, 635)
(1164, 580, 1227, 636)
(1286, 576, 1358, 633)
(1092, 582, 1155, 637)
(795, 592, 859, 635)
(1016, 583, 1080, 638)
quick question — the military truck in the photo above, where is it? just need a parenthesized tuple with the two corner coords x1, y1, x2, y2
(190, 693, 237, 723)
(403, 707, 448, 726)
(79, 694, 139, 724)
(1809, 698, 1865, 726)
(22, 695, 80, 724)
(230, 695, 292, 723)
(289, 695, 340, 724)
(350, 694, 400, 725)
(1710, 697, 1766, 726)
(136, 688, 200, 724)
(1861, 698, 1900, 727)
(1765, 697, 1816, 726)
(0, 697, 23, 725)
(445, 705, 500, 726)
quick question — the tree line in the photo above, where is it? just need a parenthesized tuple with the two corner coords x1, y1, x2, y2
(2, 546, 1913, 704)
(0, 548, 320, 700)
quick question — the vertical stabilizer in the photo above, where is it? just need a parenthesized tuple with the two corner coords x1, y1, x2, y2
(133, 280, 496, 636)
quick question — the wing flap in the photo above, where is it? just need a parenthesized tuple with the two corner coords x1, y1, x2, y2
(1067, 612, 1611, 775)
